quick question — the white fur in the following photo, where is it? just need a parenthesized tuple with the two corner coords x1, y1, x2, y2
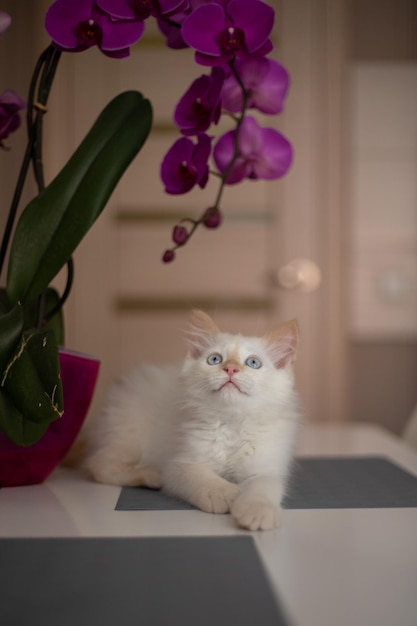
(86, 312, 300, 531)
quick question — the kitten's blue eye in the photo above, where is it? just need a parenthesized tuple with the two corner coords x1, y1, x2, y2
(245, 356, 262, 369)
(207, 353, 223, 365)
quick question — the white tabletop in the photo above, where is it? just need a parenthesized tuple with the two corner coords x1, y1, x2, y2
(1, 422, 417, 626)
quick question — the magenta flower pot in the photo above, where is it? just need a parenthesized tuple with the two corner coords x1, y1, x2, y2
(0, 348, 99, 488)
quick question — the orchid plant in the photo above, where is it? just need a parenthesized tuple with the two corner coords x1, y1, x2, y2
(0, 0, 292, 446)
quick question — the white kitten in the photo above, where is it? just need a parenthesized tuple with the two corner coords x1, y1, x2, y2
(86, 310, 300, 531)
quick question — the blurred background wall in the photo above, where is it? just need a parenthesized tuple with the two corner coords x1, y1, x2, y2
(348, 0, 417, 433)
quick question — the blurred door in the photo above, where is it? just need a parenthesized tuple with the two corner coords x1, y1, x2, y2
(44, 0, 347, 422)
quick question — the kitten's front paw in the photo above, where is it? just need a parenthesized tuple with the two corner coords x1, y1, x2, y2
(196, 481, 239, 514)
(231, 495, 282, 531)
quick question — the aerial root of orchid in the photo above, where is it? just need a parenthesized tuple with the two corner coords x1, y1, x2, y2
(11, 0, 294, 263)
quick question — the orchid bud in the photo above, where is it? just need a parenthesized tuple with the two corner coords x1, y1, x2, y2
(172, 225, 188, 246)
(162, 249, 176, 263)
(0, 11, 11, 37)
(202, 207, 222, 229)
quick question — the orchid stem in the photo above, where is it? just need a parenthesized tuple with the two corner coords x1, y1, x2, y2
(205, 61, 248, 216)
(0, 45, 61, 280)
(0, 138, 34, 277)
(29, 45, 61, 191)
(0, 44, 71, 327)
(168, 59, 249, 256)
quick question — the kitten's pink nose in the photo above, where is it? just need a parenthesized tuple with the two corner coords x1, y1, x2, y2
(223, 363, 240, 376)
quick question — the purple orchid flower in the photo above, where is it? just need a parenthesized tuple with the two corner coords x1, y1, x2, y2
(174, 67, 225, 136)
(222, 58, 289, 115)
(45, 0, 145, 58)
(213, 115, 292, 184)
(157, 18, 188, 49)
(0, 11, 11, 38)
(182, 0, 274, 66)
(161, 133, 212, 194)
(97, 0, 186, 21)
(0, 90, 26, 150)
(157, 0, 206, 50)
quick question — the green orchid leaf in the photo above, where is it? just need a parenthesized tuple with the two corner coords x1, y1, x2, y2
(0, 389, 50, 447)
(0, 300, 24, 374)
(1, 329, 63, 442)
(7, 90, 152, 304)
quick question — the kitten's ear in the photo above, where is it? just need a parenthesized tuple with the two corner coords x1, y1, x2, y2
(264, 319, 299, 369)
(186, 310, 221, 358)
